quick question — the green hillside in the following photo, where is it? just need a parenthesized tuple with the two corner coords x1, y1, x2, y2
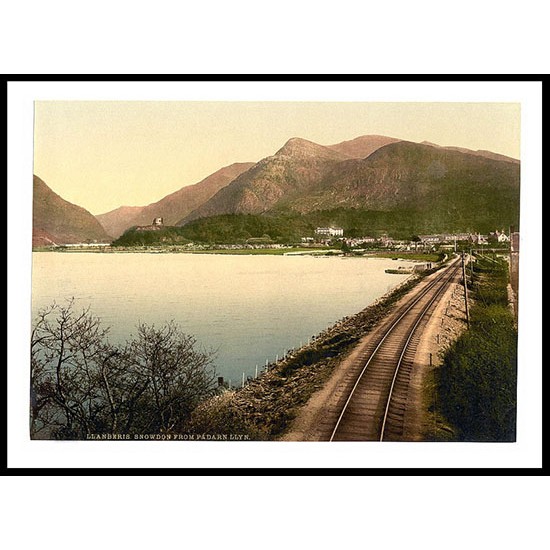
(112, 199, 519, 247)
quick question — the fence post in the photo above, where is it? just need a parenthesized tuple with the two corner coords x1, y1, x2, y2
(461, 252, 470, 327)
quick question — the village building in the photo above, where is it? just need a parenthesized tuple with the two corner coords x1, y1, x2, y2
(454, 233, 472, 241)
(418, 234, 442, 244)
(470, 233, 489, 244)
(491, 229, 510, 242)
(418, 233, 476, 245)
(315, 227, 344, 237)
(135, 217, 165, 232)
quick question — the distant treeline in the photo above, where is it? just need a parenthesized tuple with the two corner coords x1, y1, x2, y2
(112, 206, 519, 247)
(436, 256, 517, 441)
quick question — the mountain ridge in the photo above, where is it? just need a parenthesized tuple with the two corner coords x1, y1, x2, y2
(96, 162, 255, 237)
(179, 139, 352, 224)
(35, 134, 519, 246)
(420, 140, 519, 164)
(327, 134, 401, 159)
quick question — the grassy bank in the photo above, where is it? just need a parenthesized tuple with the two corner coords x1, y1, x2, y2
(434, 256, 517, 441)
(183, 247, 329, 255)
(363, 251, 445, 262)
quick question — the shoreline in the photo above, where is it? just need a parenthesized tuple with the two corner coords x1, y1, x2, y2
(30, 248, 450, 440)
(189, 268, 437, 439)
(32, 246, 443, 262)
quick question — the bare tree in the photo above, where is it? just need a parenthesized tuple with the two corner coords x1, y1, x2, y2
(122, 322, 217, 434)
(30, 300, 113, 439)
(30, 301, 217, 439)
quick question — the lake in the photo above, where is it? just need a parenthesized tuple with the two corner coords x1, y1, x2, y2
(31, 252, 414, 384)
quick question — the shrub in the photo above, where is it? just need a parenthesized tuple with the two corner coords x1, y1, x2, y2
(436, 258, 517, 441)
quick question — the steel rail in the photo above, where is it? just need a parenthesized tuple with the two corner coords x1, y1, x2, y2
(329, 259, 461, 442)
(378, 263, 460, 440)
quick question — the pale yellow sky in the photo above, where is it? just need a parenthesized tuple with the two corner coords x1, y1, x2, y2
(33, 101, 520, 215)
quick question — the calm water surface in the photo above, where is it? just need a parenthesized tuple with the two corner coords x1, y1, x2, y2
(31, 253, 414, 383)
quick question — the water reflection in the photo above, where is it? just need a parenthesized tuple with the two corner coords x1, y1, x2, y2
(31, 253, 413, 382)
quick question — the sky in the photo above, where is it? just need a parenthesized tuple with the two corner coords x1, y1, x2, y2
(33, 101, 521, 215)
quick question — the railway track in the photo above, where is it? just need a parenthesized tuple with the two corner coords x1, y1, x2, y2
(329, 257, 463, 442)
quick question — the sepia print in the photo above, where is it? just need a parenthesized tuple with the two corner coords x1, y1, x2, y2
(30, 100, 520, 442)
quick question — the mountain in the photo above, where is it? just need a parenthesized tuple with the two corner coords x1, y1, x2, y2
(419, 141, 519, 164)
(290, 141, 520, 230)
(444, 147, 519, 164)
(178, 138, 348, 224)
(327, 135, 401, 159)
(178, 139, 520, 233)
(290, 141, 519, 211)
(33, 175, 111, 246)
(96, 162, 254, 238)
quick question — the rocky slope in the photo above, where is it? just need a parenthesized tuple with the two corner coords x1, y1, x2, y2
(178, 138, 349, 224)
(178, 139, 520, 231)
(33, 175, 111, 246)
(290, 141, 520, 212)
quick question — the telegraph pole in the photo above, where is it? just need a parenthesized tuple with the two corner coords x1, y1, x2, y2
(461, 252, 470, 327)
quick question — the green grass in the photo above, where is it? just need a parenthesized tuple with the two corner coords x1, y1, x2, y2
(435, 256, 517, 441)
(184, 247, 330, 255)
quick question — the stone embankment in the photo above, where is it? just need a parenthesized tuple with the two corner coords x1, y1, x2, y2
(189, 273, 429, 439)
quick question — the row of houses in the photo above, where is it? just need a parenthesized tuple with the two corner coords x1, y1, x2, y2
(304, 227, 512, 247)
(418, 230, 511, 245)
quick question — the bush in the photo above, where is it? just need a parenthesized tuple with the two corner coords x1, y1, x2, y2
(436, 258, 517, 441)
(187, 391, 268, 440)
